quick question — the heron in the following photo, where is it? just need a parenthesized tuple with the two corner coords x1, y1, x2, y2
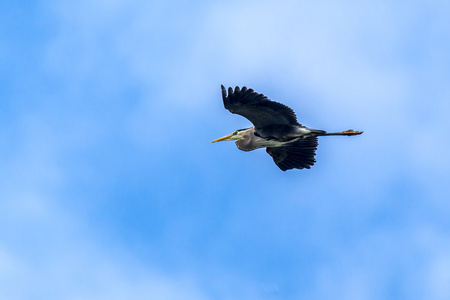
(211, 85, 363, 171)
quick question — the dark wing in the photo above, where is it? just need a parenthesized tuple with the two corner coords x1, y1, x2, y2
(221, 85, 300, 132)
(266, 137, 318, 171)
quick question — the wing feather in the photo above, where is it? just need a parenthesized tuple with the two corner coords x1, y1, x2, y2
(221, 85, 300, 131)
(266, 137, 318, 171)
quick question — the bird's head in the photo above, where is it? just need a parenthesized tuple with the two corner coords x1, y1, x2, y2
(211, 128, 251, 143)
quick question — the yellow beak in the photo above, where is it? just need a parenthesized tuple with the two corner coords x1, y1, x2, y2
(211, 133, 234, 143)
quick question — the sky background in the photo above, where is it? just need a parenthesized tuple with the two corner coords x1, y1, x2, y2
(1, 0, 450, 299)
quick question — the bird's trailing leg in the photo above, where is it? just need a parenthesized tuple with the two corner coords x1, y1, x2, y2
(320, 129, 364, 136)
(341, 129, 363, 136)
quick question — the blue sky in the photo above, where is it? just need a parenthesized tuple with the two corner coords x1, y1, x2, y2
(1, 0, 450, 299)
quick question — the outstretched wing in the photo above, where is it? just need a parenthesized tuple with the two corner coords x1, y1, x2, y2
(221, 85, 300, 132)
(266, 137, 318, 171)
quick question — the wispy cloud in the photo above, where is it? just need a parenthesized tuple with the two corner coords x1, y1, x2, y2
(1, 0, 449, 299)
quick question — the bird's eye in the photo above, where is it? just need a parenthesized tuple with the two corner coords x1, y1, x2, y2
(233, 131, 238, 135)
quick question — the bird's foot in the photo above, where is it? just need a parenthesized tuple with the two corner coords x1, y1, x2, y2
(342, 129, 363, 136)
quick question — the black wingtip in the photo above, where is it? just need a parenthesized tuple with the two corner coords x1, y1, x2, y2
(220, 85, 249, 95)
(221, 85, 227, 99)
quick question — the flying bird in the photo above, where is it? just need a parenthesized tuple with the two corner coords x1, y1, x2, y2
(211, 85, 363, 171)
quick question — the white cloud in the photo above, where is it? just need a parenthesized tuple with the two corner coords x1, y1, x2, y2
(0, 237, 209, 300)
(0, 115, 210, 300)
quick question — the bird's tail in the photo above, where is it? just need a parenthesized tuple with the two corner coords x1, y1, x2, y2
(317, 129, 363, 136)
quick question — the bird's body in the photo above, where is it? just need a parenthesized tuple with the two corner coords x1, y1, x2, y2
(212, 85, 363, 171)
(230, 126, 316, 151)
